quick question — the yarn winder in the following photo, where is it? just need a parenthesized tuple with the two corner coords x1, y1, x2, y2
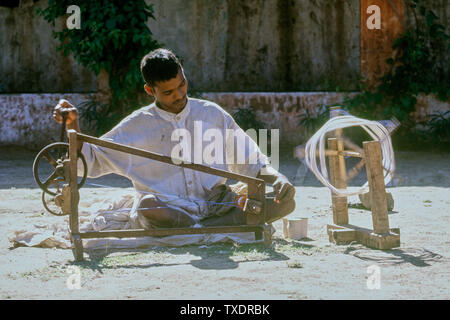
(295, 107, 401, 250)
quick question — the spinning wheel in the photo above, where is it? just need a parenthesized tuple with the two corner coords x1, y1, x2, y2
(33, 110, 88, 216)
(41, 182, 67, 216)
(295, 111, 399, 197)
(33, 142, 87, 215)
(294, 108, 401, 250)
(30, 108, 273, 262)
(33, 142, 87, 196)
(299, 136, 391, 182)
(33, 124, 88, 217)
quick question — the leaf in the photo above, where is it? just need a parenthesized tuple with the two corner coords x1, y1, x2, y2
(35, 0, 161, 125)
(106, 19, 116, 29)
(400, 96, 410, 108)
(393, 37, 405, 49)
(419, 6, 426, 16)
(426, 11, 438, 27)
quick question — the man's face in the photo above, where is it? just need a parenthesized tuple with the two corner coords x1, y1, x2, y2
(145, 69, 188, 114)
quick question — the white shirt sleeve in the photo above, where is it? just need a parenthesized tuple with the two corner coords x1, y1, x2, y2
(224, 114, 270, 178)
(77, 120, 134, 179)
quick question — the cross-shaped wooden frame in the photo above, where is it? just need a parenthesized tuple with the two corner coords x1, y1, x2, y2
(325, 137, 400, 250)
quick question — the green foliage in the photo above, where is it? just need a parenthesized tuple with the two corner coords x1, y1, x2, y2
(342, 91, 385, 120)
(232, 107, 270, 146)
(376, 0, 449, 118)
(77, 99, 122, 136)
(298, 104, 330, 132)
(418, 111, 450, 146)
(340, 0, 449, 149)
(37, 0, 161, 135)
(343, 0, 449, 120)
(232, 107, 266, 132)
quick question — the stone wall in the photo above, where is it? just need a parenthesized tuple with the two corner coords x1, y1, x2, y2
(147, 0, 361, 92)
(200, 92, 358, 143)
(0, 1, 448, 149)
(0, 93, 94, 149)
(1, 0, 448, 92)
(1, 92, 447, 149)
(0, 1, 97, 93)
(1, 92, 353, 149)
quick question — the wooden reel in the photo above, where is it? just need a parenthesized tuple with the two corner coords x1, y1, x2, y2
(294, 109, 401, 249)
(295, 132, 396, 187)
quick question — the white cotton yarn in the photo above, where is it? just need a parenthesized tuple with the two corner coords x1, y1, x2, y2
(304, 115, 395, 197)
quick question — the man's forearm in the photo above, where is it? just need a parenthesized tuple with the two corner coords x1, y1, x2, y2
(257, 164, 296, 203)
(257, 165, 284, 185)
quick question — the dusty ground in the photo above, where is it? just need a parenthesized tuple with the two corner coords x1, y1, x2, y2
(0, 146, 449, 300)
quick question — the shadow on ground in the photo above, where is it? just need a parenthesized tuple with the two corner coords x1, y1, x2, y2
(66, 238, 320, 272)
(344, 246, 444, 267)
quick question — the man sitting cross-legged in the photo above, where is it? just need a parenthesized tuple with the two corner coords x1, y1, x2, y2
(53, 48, 296, 229)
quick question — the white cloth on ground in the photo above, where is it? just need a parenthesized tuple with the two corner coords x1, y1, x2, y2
(10, 191, 273, 250)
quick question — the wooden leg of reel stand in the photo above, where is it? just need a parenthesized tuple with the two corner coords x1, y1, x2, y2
(328, 138, 349, 225)
(363, 141, 390, 234)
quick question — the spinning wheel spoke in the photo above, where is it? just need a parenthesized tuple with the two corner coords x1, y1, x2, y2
(33, 142, 88, 198)
(345, 152, 391, 182)
(342, 137, 364, 155)
(43, 170, 60, 187)
(42, 151, 58, 168)
(382, 165, 393, 177)
(346, 158, 366, 181)
(341, 150, 363, 158)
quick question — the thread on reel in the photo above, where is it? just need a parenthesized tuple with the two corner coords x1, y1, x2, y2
(304, 115, 396, 197)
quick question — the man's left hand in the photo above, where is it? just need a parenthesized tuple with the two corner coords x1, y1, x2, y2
(273, 176, 295, 204)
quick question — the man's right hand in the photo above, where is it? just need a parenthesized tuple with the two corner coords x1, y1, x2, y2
(53, 99, 83, 152)
(52, 99, 78, 126)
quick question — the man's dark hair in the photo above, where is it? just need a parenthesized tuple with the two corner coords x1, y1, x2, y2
(140, 48, 182, 86)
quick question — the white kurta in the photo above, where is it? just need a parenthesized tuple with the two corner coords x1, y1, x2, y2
(77, 98, 269, 227)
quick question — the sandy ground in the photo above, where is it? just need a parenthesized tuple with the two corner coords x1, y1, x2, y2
(0, 146, 449, 300)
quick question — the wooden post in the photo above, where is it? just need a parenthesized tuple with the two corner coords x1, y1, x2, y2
(68, 130, 80, 233)
(363, 141, 390, 234)
(328, 138, 348, 225)
(246, 181, 266, 225)
(68, 130, 83, 260)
